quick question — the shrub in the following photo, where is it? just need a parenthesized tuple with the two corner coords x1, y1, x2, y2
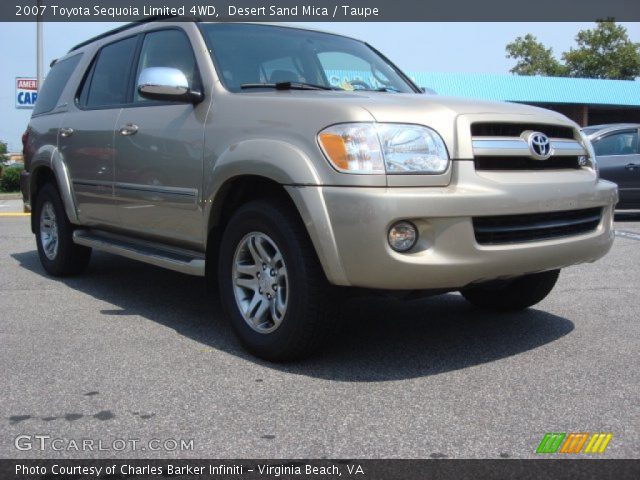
(0, 166, 23, 192)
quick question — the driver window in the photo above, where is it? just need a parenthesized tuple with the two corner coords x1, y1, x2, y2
(135, 29, 197, 103)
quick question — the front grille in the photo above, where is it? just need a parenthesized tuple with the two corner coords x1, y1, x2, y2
(475, 156, 582, 171)
(471, 123, 575, 139)
(473, 208, 602, 245)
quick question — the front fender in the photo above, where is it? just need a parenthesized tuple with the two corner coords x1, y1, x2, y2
(208, 138, 322, 190)
(204, 139, 350, 285)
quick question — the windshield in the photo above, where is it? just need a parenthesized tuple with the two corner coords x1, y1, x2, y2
(199, 23, 417, 93)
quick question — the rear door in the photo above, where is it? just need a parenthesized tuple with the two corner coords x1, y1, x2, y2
(593, 128, 640, 206)
(60, 35, 139, 226)
(113, 28, 206, 246)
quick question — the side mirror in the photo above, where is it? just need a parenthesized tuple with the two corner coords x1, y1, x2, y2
(137, 67, 203, 103)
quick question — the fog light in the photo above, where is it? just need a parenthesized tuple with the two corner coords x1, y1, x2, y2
(388, 221, 418, 252)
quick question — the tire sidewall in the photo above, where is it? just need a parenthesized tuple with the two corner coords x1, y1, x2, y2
(461, 269, 560, 311)
(218, 202, 313, 357)
(35, 184, 74, 274)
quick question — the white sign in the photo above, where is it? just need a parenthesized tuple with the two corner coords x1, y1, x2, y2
(16, 77, 38, 109)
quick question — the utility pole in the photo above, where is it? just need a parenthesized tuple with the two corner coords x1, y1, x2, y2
(36, 0, 44, 89)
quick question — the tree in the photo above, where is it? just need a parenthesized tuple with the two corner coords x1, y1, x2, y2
(506, 34, 567, 77)
(0, 141, 8, 162)
(563, 21, 640, 80)
(506, 20, 640, 80)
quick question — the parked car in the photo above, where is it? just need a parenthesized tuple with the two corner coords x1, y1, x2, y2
(582, 124, 640, 209)
(21, 20, 617, 360)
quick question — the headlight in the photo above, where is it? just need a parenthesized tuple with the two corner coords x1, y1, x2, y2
(318, 123, 449, 174)
(578, 130, 599, 178)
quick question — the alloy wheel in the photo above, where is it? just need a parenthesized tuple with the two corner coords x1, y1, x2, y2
(39, 201, 59, 261)
(232, 232, 288, 333)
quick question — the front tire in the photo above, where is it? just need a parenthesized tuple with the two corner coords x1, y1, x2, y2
(218, 200, 336, 361)
(35, 183, 91, 277)
(460, 269, 560, 311)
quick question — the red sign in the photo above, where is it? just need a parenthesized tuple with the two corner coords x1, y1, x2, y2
(16, 77, 39, 109)
(17, 79, 38, 91)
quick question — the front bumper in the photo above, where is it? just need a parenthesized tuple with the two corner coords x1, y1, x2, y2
(290, 162, 618, 290)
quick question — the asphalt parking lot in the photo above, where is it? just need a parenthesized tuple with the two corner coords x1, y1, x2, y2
(1, 198, 639, 459)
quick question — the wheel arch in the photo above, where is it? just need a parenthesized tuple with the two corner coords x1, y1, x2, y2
(205, 174, 349, 286)
(29, 148, 79, 232)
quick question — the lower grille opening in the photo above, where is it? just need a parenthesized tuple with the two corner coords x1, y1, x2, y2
(475, 156, 582, 171)
(473, 208, 602, 245)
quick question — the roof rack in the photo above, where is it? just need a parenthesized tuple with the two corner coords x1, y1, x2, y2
(68, 15, 199, 52)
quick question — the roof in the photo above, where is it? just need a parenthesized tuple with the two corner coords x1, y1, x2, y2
(406, 72, 640, 107)
(582, 123, 640, 138)
(68, 19, 359, 53)
(69, 16, 197, 52)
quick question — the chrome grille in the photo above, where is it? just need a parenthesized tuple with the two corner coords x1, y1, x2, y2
(474, 156, 582, 171)
(471, 123, 575, 139)
(470, 122, 587, 171)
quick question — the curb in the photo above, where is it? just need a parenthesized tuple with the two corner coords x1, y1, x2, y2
(0, 193, 23, 200)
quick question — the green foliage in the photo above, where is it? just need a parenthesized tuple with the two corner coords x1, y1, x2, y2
(506, 20, 640, 80)
(0, 166, 23, 192)
(563, 21, 640, 80)
(0, 141, 8, 162)
(506, 34, 568, 76)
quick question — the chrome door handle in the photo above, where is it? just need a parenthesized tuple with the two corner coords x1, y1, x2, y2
(59, 127, 74, 138)
(119, 124, 139, 136)
(625, 163, 638, 171)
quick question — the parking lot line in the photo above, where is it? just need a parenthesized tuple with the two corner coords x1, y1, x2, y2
(0, 213, 30, 217)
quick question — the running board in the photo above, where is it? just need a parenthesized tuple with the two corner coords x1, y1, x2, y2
(72, 230, 205, 276)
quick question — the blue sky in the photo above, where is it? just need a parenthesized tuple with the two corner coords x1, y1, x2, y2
(1, 21, 639, 150)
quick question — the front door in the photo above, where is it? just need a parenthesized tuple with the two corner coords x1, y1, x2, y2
(594, 128, 640, 207)
(113, 28, 206, 246)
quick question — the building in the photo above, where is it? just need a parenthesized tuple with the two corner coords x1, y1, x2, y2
(326, 69, 640, 126)
(408, 72, 640, 127)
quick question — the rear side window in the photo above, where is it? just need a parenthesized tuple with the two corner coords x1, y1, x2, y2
(33, 54, 82, 115)
(81, 36, 138, 108)
(594, 130, 639, 156)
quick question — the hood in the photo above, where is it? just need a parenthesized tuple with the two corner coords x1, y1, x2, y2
(333, 91, 572, 124)
(234, 89, 572, 123)
(221, 89, 578, 161)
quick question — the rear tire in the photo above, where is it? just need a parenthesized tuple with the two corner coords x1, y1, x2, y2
(34, 183, 91, 277)
(218, 199, 336, 361)
(460, 269, 560, 311)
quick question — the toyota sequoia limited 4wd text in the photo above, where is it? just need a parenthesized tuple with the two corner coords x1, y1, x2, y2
(21, 21, 617, 360)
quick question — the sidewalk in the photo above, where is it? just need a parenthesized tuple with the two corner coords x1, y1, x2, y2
(0, 197, 29, 216)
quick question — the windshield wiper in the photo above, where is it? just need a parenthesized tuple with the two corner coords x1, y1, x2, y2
(374, 86, 402, 92)
(240, 81, 338, 91)
(351, 86, 401, 93)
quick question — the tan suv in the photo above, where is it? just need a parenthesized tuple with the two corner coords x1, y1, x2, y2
(20, 20, 617, 360)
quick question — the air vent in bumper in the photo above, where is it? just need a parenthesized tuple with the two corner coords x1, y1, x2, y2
(473, 208, 602, 245)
